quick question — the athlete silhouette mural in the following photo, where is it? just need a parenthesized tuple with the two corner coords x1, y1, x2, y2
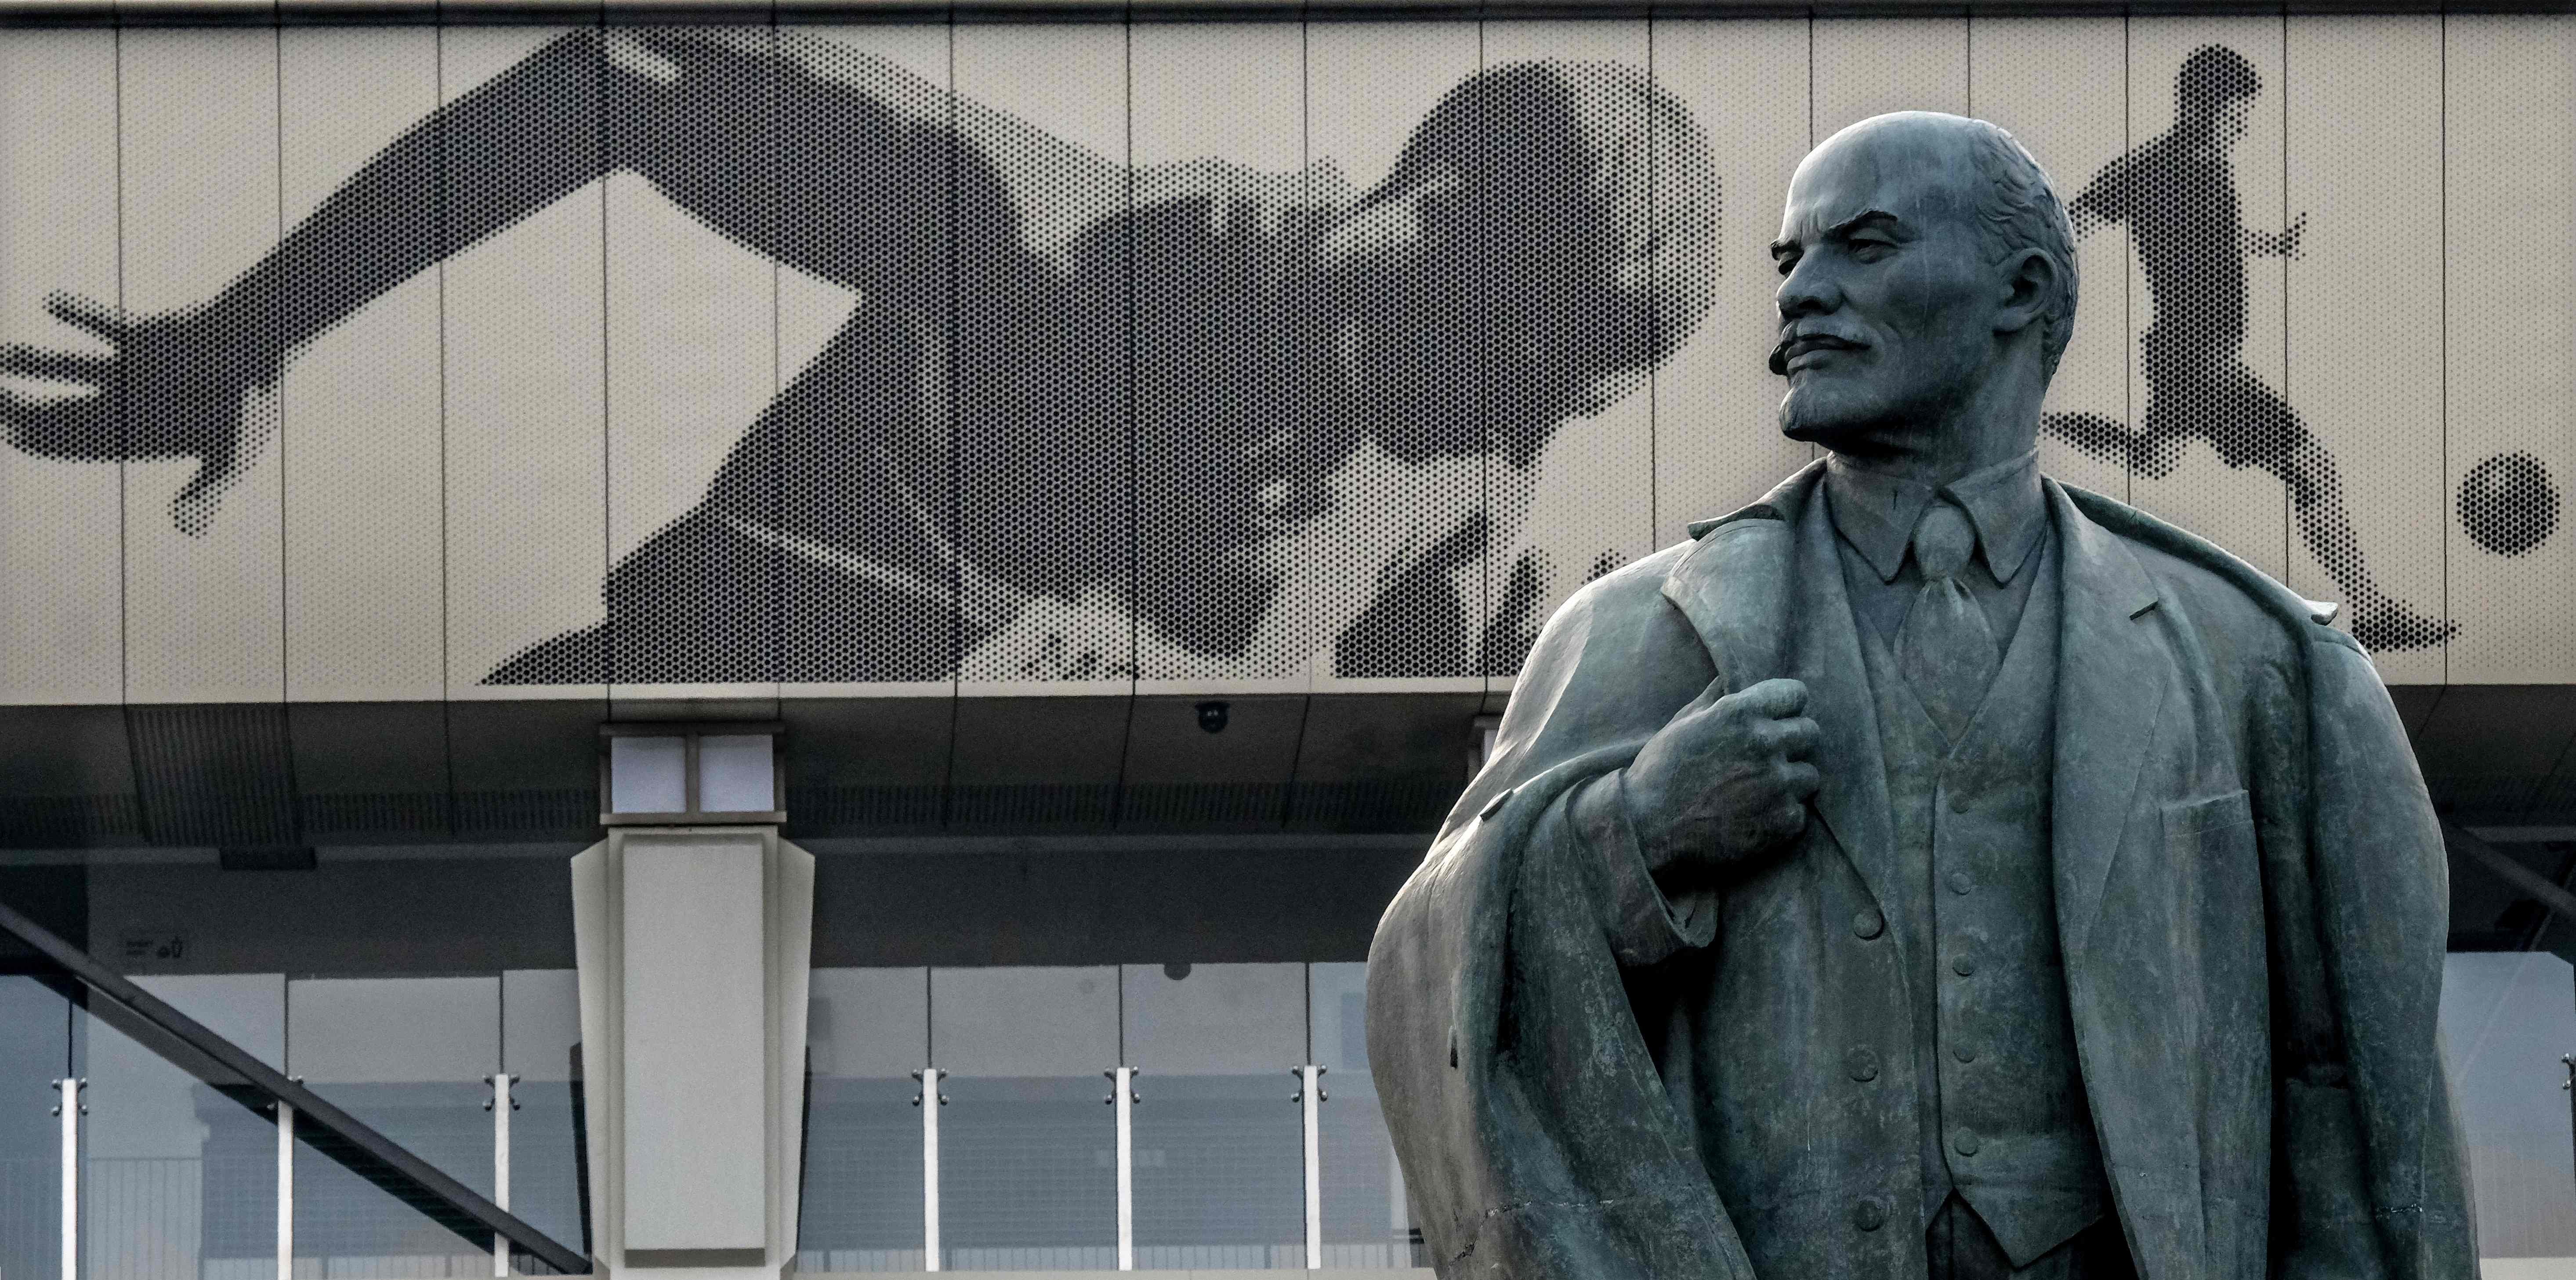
(0, 29, 1717, 684)
(2047, 43, 2453, 651)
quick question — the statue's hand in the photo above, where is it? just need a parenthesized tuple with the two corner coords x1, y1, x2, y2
(1623, 677, 1820, 882)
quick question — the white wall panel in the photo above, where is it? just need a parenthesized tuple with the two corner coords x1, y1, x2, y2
(280, 26, 446, 702)
(951, 22, 1132, 696)
(1650, 18, 1814, 546)
(1301, 22, 1483, 694)
(605, 27, 784, 702)
(120, 29, 285, 704)
(2125, 18, 2292, 582)
(1971, 17, 2130, 504)
(2286, 16, 2446, 679)
(1813, 18, 1967, 141)
(1483, 21, 1658, 684)
(2446, 17, 2576, 683)
(1130, 22, 1309, 692)
(442, 27, 609, 700)
(0, 30, 122, 705)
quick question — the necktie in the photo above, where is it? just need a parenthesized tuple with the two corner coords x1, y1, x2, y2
(1896, 502, 1999, 742)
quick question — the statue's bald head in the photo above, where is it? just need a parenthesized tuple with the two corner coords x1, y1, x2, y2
(1797, 112, 2080, 379)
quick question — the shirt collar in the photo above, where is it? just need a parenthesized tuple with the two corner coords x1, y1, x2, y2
(1822, 448, 2047, 584)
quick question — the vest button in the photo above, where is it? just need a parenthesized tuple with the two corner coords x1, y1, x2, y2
(1948, 790, 1972, 814)
(1952, 1041, 1977, 1063)
(1947, 870, 1974, 895)
(1951, 951, 1978, 976)
(1955, 1128, 1982, 1157)
(1845, 1047, 1881, 1082)
(1851, 1198, 1887, 1232)
(1852, 908, 1885, 940)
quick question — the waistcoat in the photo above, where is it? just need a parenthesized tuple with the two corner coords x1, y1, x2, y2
(1852, 533, 2112, 1267)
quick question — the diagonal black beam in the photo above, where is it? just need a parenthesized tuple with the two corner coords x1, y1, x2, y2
(0, 893, 590, 1276)
(2444, 821, 2576, 924)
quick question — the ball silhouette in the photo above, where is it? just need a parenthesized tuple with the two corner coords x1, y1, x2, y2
(2458, 452, 2560, 557)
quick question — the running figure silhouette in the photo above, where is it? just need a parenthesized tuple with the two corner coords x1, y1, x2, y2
(2048, 43, 2453, 651)
(0, 30, 1717, 684)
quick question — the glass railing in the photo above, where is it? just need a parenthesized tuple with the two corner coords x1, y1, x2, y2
(0, 899, 588, 1280)
(799, 963, 1427, 1272)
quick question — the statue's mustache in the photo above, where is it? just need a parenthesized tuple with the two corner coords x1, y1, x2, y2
(1768, 330, 1867, 376)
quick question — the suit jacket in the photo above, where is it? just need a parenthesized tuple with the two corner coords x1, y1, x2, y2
(1365, 461, 2475, 1280)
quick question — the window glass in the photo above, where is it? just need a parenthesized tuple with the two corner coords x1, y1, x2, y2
(1310, 962, 1419, 1269)
(608, 737, 686, 815)
(1124, 962, 1305, 1269)
(501, 969, 586, 1270)
(0, 977, 70, 1280)
(288, 976, 499, 1276)
(931, 966, 1116, 1270)
(2438, 951, 2576, 1258)
(78, 974, 283, 1280)
(698, 736, 775, 814)
(800, 967, 928, 1272)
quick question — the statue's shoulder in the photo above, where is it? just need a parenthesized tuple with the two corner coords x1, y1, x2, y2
(2058, 480, 2362, 658)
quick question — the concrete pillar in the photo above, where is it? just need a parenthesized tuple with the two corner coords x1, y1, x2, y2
(571, 827, 814, 1280)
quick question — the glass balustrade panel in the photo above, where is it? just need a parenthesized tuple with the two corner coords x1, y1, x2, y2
(931, 966, 1117, 1272)
(501, 969, 585, 1273)
(1123, 962, 1305, 1270)
(1310, 962, 1420, 1269)
(2, 977, 71, 1280)
(798, 967, 928, 1273)
(2439, 951, 2576, 1260)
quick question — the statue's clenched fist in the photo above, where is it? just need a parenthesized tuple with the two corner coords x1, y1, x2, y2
(1622, 677, 1821, 881)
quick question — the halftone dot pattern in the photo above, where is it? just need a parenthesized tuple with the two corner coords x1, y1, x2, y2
(1648, 18, 1810, 548)
(596, 26, 783, 693)
(2122, 22, 2294, 585)
(951, 22, 1135, 688)
(441, 25, 608, 697)
(2285, 15, 2448, 677)
(1301, 22, 1483, 686)
(1478, 23, 1717, 681)
(2444, 16, 2576, 683)
(1130, 22, 1312, 686)
(768, 25, 957, 686)
(1975, 17, 2132, 506)
(0, 29, 123, 705)
(279, 25, 446, 703)
(117, 27, 288, 704)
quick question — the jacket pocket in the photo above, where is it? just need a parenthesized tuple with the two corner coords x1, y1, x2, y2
(2163, 788, 2254, 842)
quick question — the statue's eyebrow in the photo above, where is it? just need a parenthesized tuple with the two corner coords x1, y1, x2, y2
(1772, 208, 1906, 260)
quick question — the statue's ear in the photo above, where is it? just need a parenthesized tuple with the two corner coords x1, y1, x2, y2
(1995, 246, 2059, 337)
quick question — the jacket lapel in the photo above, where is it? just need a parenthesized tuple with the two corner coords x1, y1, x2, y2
(2046, 481, 2169, 960)
(1786, 492, 1903, 923)
(1663, 460, 1899, 922)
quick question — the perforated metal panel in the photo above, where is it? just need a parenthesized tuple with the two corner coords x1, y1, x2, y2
(1301, 22, 1484, 691)
(1812, 18, 1967, 141)
(1478, 22, 1686, 683)
(1650, 18, 1812, 544)
(279, 26, 445, 702)
(442, 26, 609, 700)
(770, 23, 957, 695)
(602, 26, 784, 702)
(2286, 16, 2448, 676)
(1972, 17, 2130, 505)
(0, 29, 122, 705)
(1130, 22, 1309, 691)
(2446, 16, 2576, 684)
(2123, 20, 2293, 583)
(119, 28, 286, 704)
(951, 22, 1134, 695)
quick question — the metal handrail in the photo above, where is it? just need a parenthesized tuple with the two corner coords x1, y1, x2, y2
(0, 895, 591, 1277)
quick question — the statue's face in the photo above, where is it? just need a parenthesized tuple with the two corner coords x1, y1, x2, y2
(1769, 122, 2008, 456)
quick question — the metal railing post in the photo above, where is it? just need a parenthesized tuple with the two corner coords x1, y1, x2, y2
(490, 1074, 515, 1277)
(54, 1078, 81, 1280)
(277, 1101, 295, 1280)
(1110, 1067, 1136, 1271)
(914, 1068, 945, 1272)
(1295, 1066, 1324, 1269)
